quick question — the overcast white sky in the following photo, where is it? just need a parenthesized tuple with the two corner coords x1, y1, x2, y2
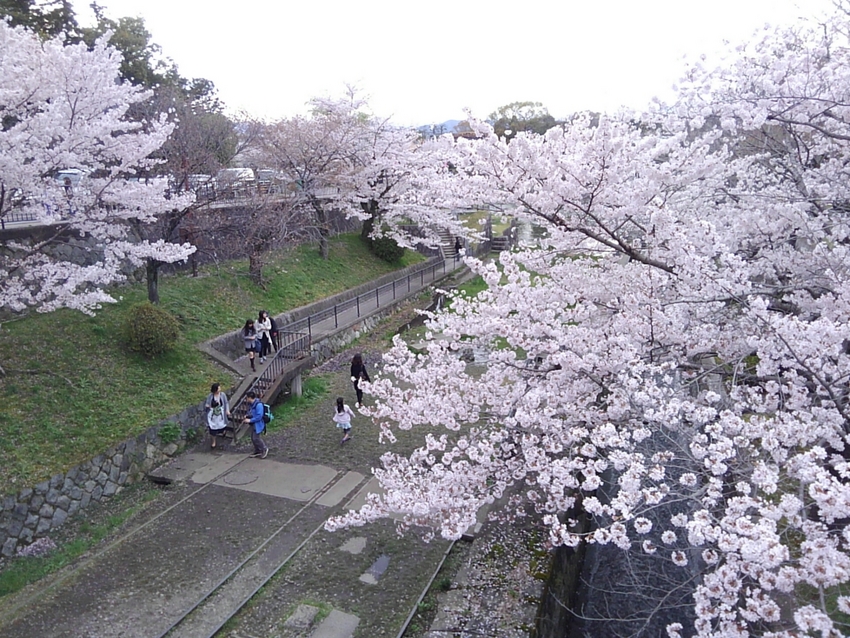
(74, 0, 835, 126)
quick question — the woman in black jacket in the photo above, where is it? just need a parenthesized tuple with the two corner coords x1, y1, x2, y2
(350, 353, 370, 408)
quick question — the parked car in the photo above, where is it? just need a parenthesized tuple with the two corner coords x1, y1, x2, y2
(215, 168, 255, 198)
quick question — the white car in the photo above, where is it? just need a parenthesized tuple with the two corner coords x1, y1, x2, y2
(215, 168, 255, 198)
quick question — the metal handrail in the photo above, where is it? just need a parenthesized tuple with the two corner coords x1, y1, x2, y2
(283, 257, 449, 340)
(225, 250, 466, 441)
(229, 331, 310, 433)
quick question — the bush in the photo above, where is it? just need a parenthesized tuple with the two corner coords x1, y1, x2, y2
(123, 303, 180, 357)
(158, 422, 181, 444)
(371, 235, 405, 263)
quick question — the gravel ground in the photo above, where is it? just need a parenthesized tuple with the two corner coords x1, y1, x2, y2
(416, 505, 550, 638)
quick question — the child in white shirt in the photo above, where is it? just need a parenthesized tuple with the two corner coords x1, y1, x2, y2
(332, 396, 355, 444)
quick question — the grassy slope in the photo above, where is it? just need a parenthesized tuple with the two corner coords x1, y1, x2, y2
(0, 235, 422, 490)
(459, 210, 512, 236)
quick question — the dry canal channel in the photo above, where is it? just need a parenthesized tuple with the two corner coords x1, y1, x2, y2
(0, 452, 452, 638)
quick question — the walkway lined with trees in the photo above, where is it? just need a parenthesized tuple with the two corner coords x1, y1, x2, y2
(0, 252, 488, 638)
(218, 253, 472, 437)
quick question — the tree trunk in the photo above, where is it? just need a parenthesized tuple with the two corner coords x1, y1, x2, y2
(319, 229, 329, 260)
(311, 197, 331, 260)
(360, 216, 374, 243)
(249, 251, 264, 287)
(360, 199, 378, 242)
(146, 258, 161, 304)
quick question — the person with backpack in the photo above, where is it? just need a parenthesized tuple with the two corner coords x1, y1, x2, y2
(242, 319, 259, 372)
(350, 353, 370, 408)
(242, 390, 268, 458)
(332, 396, 355, 444)
(204, 382, 231, 449)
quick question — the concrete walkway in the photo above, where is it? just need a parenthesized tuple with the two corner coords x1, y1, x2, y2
(0, 450, 452, 638)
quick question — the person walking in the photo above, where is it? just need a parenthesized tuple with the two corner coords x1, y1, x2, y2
(204, 383, 231, 449)
(333, 396, 355, 444)
(242, 391, 268, 458)
(257, 310, 272, 363)
(350, 353, 370, 408)
(242, 319, 259, 371)
(269, 314, 280, 352)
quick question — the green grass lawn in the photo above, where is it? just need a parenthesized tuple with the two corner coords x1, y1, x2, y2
(0, 235, 423, 490)
(458, 210, 513, 237)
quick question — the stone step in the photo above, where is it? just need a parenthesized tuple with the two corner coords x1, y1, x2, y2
(310, 610, 360, 638)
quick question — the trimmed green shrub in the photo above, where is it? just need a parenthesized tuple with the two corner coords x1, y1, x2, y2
(123, 303, 180, 357)
(371, 235, 405, 263)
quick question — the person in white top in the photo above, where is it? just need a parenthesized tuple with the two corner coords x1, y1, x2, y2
(256, 310, 272, 363)
(332, 396, 355, 444)
(204, 382, 231, 449)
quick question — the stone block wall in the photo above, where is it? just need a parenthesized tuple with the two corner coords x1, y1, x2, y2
(0, 404, 205, 558)
(310, 312, 387, 365)
(0, 223, 144, 279)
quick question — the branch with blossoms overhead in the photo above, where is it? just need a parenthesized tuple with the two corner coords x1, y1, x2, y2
(327, 6, 850, 637)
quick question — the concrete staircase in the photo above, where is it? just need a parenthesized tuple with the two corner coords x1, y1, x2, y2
(435, 227, 460, 259)
(491, 235, 510, 251)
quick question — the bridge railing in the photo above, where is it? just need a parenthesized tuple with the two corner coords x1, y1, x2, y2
(285, 257, 449, 341)
(229, 330, 311, 433)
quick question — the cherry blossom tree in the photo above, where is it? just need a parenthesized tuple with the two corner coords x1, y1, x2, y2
(0, 22, 194, 316)
(328, 7, 850, 637)
(256, 91, 465, 260)
(254, 92, 370, 259)
(351, 122, 471, 254)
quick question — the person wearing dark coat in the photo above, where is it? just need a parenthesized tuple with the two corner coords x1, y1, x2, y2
(269, 315, 280, 352)
(350, 353, 370, 408)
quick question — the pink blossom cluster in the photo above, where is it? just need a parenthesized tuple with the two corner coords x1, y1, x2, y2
(0, 23, 194, 315)
(327, 6, 850, 636)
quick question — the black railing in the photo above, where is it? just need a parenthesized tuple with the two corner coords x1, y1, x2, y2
(225, 254, 466, 440)
(283, 258, 449, 341)
(229, 330, 311, 430)
(0, 211, 36, 228)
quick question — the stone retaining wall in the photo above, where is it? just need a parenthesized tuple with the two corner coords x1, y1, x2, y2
(0, 404, 205, 558)
(311, 312, 387, 365)
(0, 223, 144, 280)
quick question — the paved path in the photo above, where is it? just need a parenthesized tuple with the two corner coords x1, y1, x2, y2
(0, 453, 451, 638)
